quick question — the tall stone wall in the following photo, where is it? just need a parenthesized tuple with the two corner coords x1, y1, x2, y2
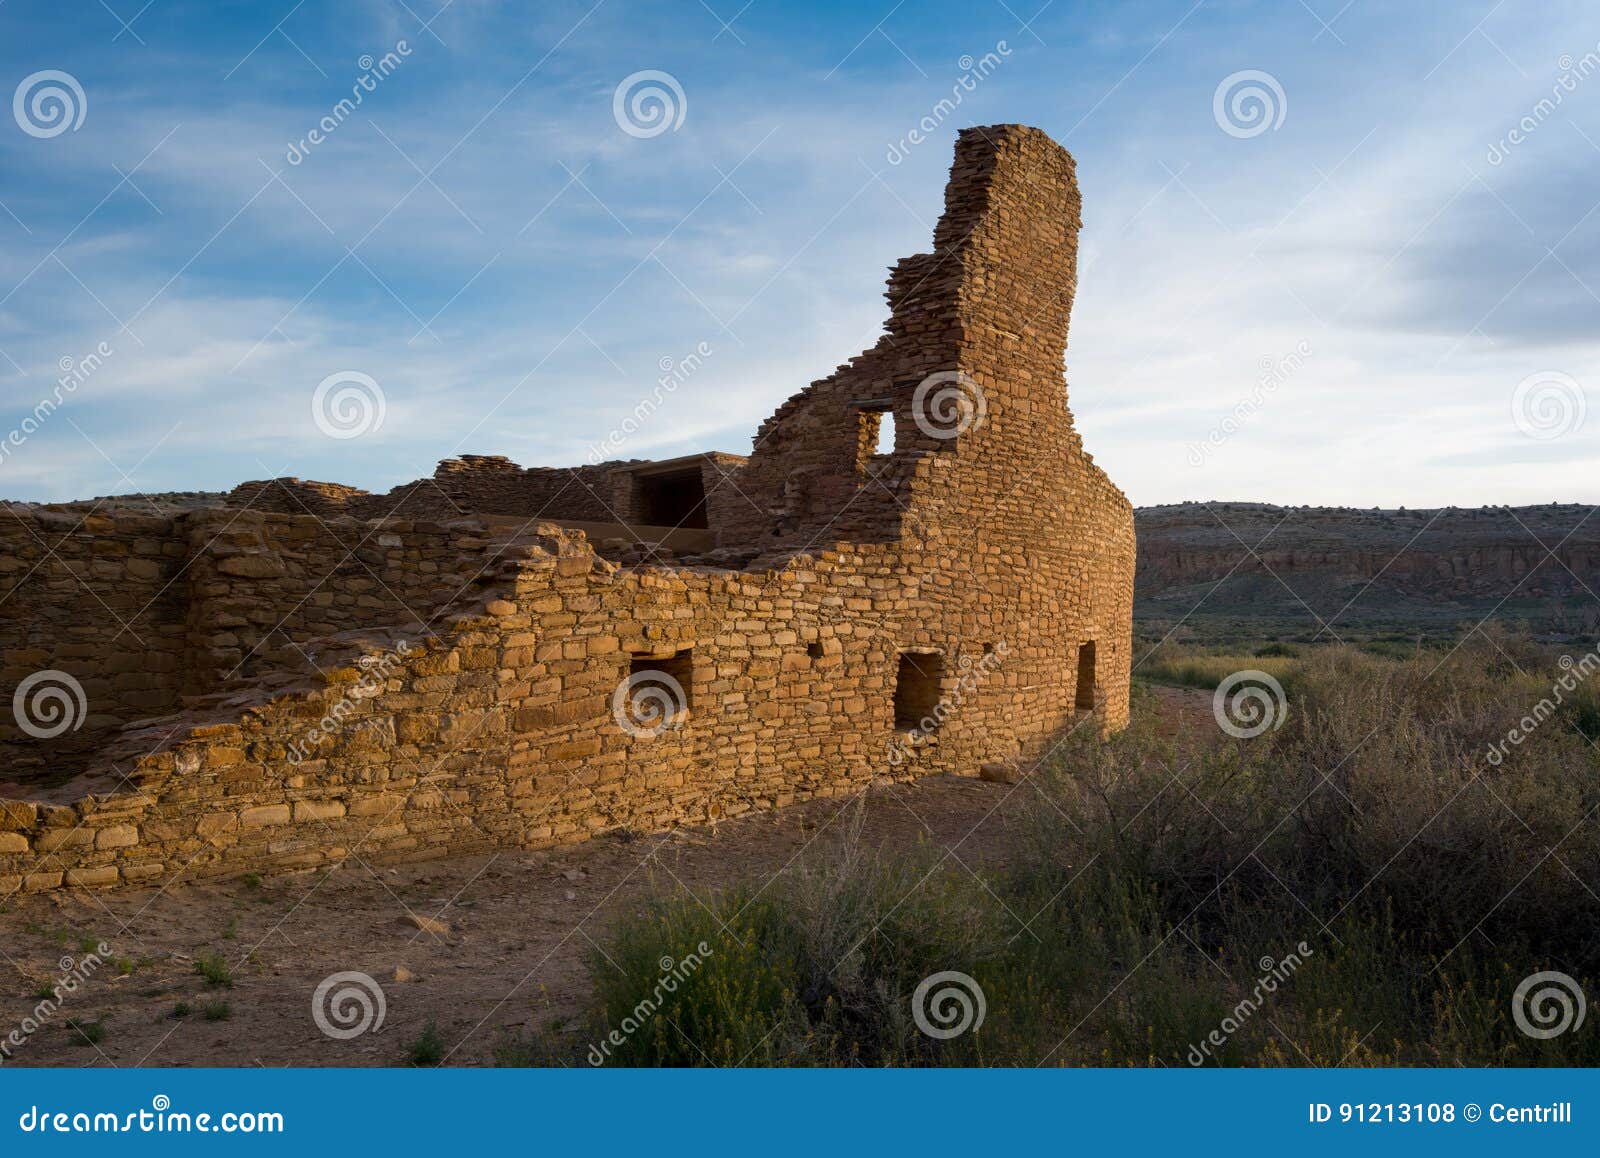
(0, 124, 1135, 891)
(718, 125, 1133, 730)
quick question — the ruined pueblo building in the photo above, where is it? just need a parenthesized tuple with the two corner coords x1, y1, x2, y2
(0, 125, 1133, 891)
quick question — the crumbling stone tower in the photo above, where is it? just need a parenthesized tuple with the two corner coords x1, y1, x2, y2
(0, 125, 1132, 891)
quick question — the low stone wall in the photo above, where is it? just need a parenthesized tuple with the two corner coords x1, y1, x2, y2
(225, 479, 370, 519)
(226, 454, 760, 532)
(0, 525, 1088, 892)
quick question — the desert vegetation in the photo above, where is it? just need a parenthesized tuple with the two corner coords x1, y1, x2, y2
(511, 636, 1600, 1066)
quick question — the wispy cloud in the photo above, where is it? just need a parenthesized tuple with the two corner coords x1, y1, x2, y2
(0, 0, 1596, 506)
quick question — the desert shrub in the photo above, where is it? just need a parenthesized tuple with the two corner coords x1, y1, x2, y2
(582, 807, 1003, 1067)
(1253, 642, 1300, 658)
(404, 1020, 445, 1067)
(65, 1018, 106, 1046)
(193, 954, 233, 988)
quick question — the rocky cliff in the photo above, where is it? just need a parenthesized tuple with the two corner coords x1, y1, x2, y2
(1136, 502, 1600, 640)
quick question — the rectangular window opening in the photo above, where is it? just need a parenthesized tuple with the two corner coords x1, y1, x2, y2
(632, 469, 708, 529)
(628, 649, 694, 719)
(1075, 641, 1097, 712)
(894, 651, 944, 731)
(856, 406, 896, 471)
(873, 411, 896, 455)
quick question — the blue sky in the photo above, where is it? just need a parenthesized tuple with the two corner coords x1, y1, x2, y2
(0, 0, 1596, 507)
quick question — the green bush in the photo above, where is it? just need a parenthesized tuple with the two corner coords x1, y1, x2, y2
(193, 954, 233, 988)
(1253, 642, 1300, 658)
(405, 1020, 445, 1067)
(65, 1018, 106, 1046)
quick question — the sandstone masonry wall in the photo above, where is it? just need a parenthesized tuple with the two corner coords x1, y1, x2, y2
(1, 125, 1135, 892)
(0, 508, 188, 780)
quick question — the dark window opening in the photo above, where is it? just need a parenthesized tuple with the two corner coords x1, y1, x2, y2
(629, 649, 694, 716)
(1075, 642, 1097, 711)
(806, 641, 824, 660)
(894, 651, 944, 731)
(633, 469, 708, 528)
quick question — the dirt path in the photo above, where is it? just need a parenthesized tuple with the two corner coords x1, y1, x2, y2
(0, 687, 1206, 1068)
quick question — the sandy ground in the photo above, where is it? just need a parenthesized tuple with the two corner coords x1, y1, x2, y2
(0, 687, 1207, 1068)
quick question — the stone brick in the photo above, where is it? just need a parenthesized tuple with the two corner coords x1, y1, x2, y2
(65, 865, 119, 888)
(294, 800, 346, 822)
(0, 800, 37, 831)
(348, 794, 403, 818)
(34, 828, 93, 853)
(240, 804, 292, 828)
(197, 813, 239, 838)
(96, 824, 139, 849)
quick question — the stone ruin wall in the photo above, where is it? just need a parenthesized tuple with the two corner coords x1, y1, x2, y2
(0, 507, 524, 781)
(0, 124, 1134, 892)
(229, 455, 671, 527)
(0, 509, 189, 780)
